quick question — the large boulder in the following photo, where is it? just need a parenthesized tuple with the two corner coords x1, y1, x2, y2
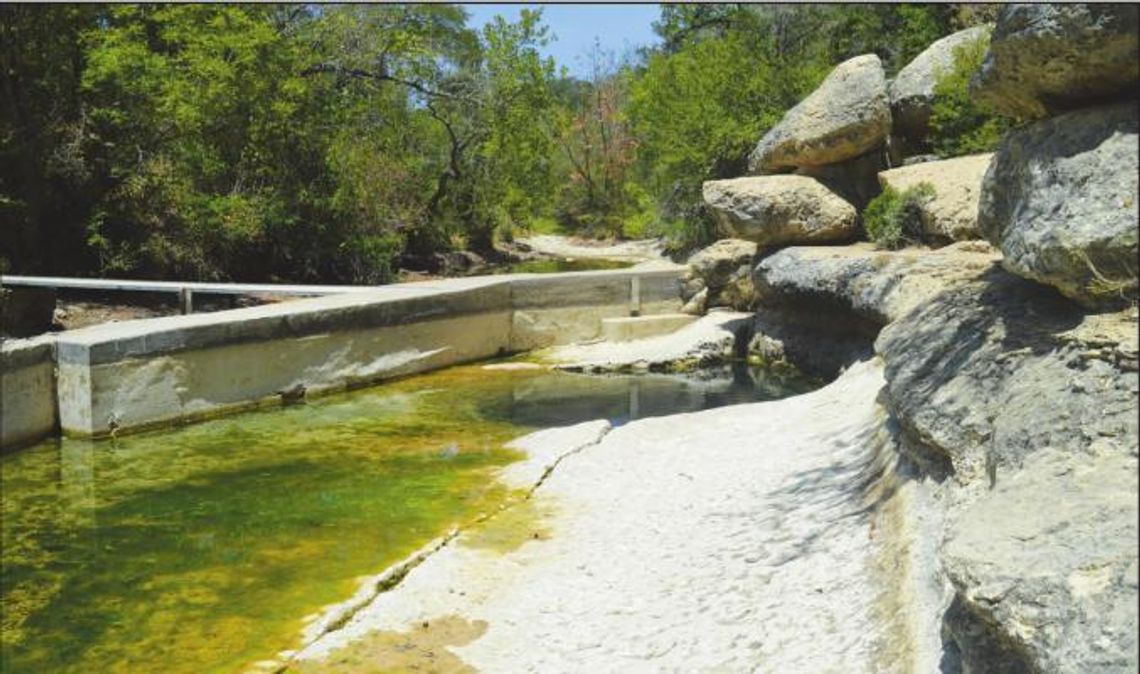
(878, 153, 993, 244)
(703, 176, 858, 246)
(971, 4, 1140, 120)
(685, 239, 758, 291)
(877, 274, 1139, 674)
(890, 25, 991, 144)
(748, 54, 890, 173)
(682, 238, 758, 312)
(978, 101, 1139, 307)
(753, 241, 1139, 672)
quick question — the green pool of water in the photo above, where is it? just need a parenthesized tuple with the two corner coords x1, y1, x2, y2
(1, 361, 816, 673)
(501, 257, 633, 274)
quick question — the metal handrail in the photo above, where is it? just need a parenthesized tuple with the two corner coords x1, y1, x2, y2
(1, 275, 376, 314)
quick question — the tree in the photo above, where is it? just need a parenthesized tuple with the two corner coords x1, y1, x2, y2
(305, 6, 558, 257)
(553, 43, 640, 237)
(0, 4, 105, 275)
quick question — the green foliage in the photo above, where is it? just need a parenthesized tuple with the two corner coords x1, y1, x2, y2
(863, 183, 936, 249)
(1, 5, 560, 282)
(1, 5, 978, 282)
(629, 8, 827, 250)
(928, 30, 1012, 157)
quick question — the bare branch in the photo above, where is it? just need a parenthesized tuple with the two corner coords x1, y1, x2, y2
(301, 63, 464, 101)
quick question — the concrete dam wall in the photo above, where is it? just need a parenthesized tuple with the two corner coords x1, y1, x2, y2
(1, 267, 685, 448)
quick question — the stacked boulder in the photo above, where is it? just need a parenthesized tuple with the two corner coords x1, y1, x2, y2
(888, 25, 990, 160)
(691, 54, 890, 311)
(747, 54, 891, 177)
(973, 4, 1139, 307)
(702, 53, 889, 249)
(701, 27, 1010, 256)
(691, 53, 895, 311)
(678, 238, 757, 314)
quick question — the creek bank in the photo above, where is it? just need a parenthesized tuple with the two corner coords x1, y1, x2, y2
(540, 311, 751, 374)
(511, 234, 668, 264)
(290, 360, 939, 673)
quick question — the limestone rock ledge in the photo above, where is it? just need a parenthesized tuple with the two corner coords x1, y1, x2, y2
(753, 243, 1140, 673)
(970, 4, 1140, 120)
(977, 101, 1139, 308)
(540, 311, 751, 374)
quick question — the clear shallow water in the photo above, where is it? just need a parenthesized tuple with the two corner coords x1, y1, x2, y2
(0, 361, 817, 673)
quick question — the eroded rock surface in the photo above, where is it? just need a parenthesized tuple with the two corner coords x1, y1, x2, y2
(748, 54, 891, 172)
(754, 242, 1001, 326)
(977, 101, 1139, 307)
(542, 311, 750, 373)
(971, 4, 1140, 120)
(754, 243, 1140, 674)
(750, 242, 999, 378)
(879, 153, 993, 243)
(703, 175, 858, 246)
(681, 238, 757, 311)
(943, 446, 1138, 674)
(685, 239, 757, 290)
(293, 362, 945, 673)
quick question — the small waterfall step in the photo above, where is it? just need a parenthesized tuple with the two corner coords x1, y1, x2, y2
(600, 313, 697, 342)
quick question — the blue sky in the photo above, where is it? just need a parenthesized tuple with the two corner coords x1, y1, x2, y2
(462, 4, 662, 77)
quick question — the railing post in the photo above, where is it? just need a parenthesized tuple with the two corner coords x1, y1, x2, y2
(178, 287, 193, 315)
(630, 276, 641, 317)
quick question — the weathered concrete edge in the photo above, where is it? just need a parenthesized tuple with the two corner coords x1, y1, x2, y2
(1, 334, 56, 370)
(1, 336, 59, 449)
(51, 268, 682, 365)
(1, 268, 684, 447)
(55, 281, 510, 366)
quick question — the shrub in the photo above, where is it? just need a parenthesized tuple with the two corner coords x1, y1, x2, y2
(863, 183, 936, 249)
(928, 30, 1012, 157)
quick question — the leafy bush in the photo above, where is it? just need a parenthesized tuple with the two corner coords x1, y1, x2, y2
(928, 30, 1012, 157)
(863, 183, 936, 249)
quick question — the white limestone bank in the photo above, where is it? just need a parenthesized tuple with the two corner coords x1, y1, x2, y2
(290, 360, 946, 673)
(543, 311, 751, 373)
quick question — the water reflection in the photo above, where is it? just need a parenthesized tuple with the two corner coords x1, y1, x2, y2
(489, 362, 818, 428)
